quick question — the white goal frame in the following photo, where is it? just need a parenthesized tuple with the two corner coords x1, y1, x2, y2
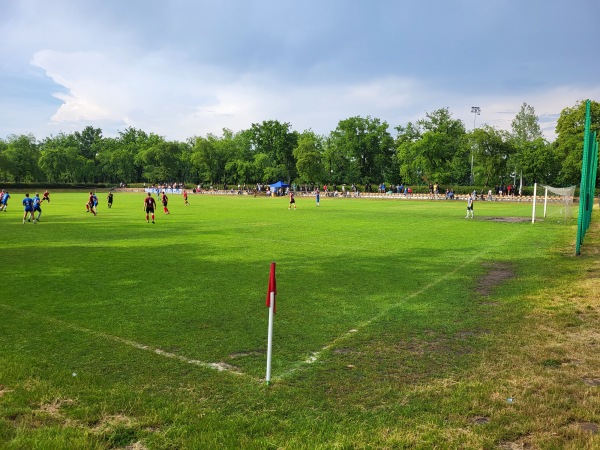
(531, 183, 576, 224)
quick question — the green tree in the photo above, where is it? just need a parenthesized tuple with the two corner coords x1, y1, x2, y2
(511, 102, 543, 143)
(293, 130, 325, 183)
(135, 138, 185, 183)
(395, 122, 422, 185)
(0, 139, 7, 181)
(469, 125, 515, 186)
(553, 100, 600, 185)
(328, 116, 394, 184)
(39, 133, 79, 182)
(396, 108, 468, 186)
(190, 134, 227, 185)
(515, 138, 558, 185)
(218, 129, 252, 185)
(4, 134, 40, 182)
(249, 120, 298, 183)
(117, 127, 159, 183)
(95, 137, 138, 184)
(510, 102, 545, 186)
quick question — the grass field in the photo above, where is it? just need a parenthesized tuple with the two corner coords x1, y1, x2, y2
(0, 191, 598, 449)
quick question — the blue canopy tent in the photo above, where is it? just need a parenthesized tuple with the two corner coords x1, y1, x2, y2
(269, 181, 289, 189)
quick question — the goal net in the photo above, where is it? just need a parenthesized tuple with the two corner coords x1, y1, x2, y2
(532, 184, 576, 224)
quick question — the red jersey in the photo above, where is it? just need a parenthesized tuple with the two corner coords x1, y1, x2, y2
(144, 196, 156, 209)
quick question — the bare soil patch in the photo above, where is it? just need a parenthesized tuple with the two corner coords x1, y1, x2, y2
(476, 262, 516, 297)
(578, 422, 599, 433)
(484, 217, 530, 223)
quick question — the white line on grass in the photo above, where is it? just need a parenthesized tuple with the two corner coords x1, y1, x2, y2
(0, 303, 254, 380)
(1, 228, 526, 384)
(274, 229, 526, 381)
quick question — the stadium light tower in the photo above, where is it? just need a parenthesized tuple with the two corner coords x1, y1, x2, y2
(470, 106, 481, 185)
(471, 106, 481, 129)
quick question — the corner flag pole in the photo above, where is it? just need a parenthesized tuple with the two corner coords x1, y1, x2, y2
(265, 262, 276, 385)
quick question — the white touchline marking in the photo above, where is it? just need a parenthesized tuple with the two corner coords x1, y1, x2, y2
(274, 230, 525, 381)
(0, 304, 254, 380)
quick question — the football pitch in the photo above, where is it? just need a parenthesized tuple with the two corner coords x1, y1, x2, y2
(1, 192, 598, 449)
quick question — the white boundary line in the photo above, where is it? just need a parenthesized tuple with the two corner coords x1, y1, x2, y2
(1, 229, 525, 384)
(274, 229, 525, 381)
(0, 303, 254, 380)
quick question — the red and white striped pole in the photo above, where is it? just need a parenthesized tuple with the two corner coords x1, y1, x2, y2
(265, 262, 277, 385)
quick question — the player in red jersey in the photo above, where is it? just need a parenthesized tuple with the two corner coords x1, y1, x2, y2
(161, 191, 170, 214)
(183, 189, 189, 205)
(86, 192, 97, 215)
(42, 190, 50, 203)
(144, 192, 157, 223)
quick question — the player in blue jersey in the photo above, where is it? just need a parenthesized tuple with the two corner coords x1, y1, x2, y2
(32, 193, 42, 221)
(22, 193, 35, 223)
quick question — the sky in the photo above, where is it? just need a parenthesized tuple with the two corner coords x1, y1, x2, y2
(1, 0, 599, 143)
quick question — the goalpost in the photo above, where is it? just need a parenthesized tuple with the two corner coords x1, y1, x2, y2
(531, 183, 576, 224)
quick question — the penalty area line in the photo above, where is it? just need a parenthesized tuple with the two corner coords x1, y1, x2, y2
(0, 303, 255, 381)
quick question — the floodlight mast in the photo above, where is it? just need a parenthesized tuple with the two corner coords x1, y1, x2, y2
(470, 106, 481, 185)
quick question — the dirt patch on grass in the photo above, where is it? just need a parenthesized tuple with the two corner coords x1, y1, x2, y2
(477, 262, 516, 297)
(92, 414, 135, 433)
(37, 398, 75, 419)
(583, 377, 600, 386)
(484, 217, 531, 223)
(576, 422, 599, 434)
(469, 416, 490, 425)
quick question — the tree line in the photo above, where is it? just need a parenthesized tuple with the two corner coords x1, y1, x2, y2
(0, 100, 598, 190)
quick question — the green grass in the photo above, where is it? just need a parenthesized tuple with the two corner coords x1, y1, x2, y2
(0, 191, 598, 449)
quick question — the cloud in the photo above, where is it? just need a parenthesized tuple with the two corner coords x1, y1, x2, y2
(4, 0, 597, 143)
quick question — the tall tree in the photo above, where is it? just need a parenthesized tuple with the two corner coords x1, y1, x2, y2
(511, 102, 543, 143)
(469, 125, 515, 186)
(395, 122, 422, 185)
(293, 130, 325, 183)
(553, 100, 600, 185)
(190, 134, 227, 185)
(3, 134, 40, 182)
(328, 116, 394, 184)
(396, 108, 468, 185)
(0, 139, 7, 181)
(39, 133, 79, 182)
(510, 102, 545, 186)
(515, 137, 558, 185)
(249, 120, 298, 183)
